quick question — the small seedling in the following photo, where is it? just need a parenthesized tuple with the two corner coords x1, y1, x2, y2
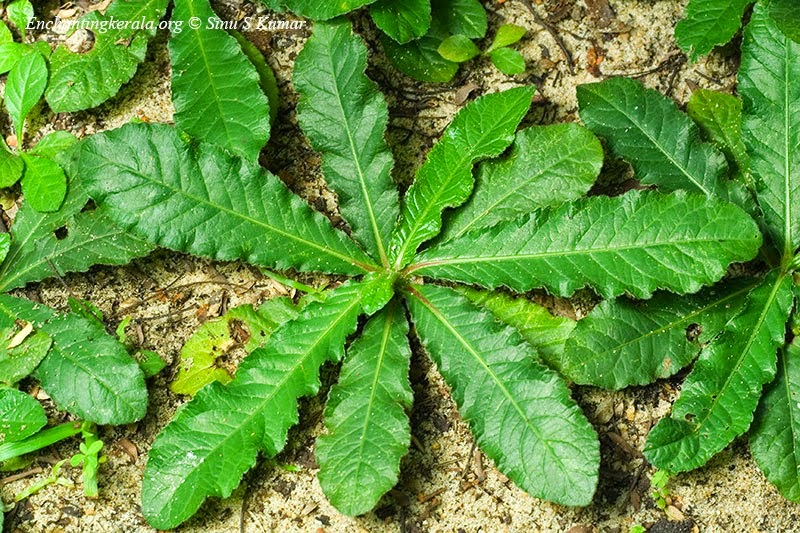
(69, 423, 106, 499)
(651, 470, 671, 510)
(438, 24, 527, 75)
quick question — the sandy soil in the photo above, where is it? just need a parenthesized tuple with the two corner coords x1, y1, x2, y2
(2, 0, 798, 531)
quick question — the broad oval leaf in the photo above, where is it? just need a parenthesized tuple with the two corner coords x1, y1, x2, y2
(577, 77, 732, 198)
(561, 279, 755, 389)
(751, 341, 800, 502)
(740, 5, 800, 260)
(0, 295, 148, 425)
(28, 131, 77, 159)
(439, 124, 602, 243)
(5, 51, 47, 142)
(370, 0, 431, 44)
(0, 387, 46, 443)
(0, 42, 28, 75)
(295, 20, 398, 265)
(20, 155, 66, 213)
(411, 190, 762, 299)
(6, 0, 33, 38)
(77, 123, 376, 275)
(490, 48, 526, 75)
(406, 283, 599, 506)
(644, 271, 793, 472)
(674, 0, 752, 60)
(170, 0, 270, 161)
(142, 281, 373, 529)
(389, 87, 534, 268)
(45, 0, 169, 112)
(317, 301, 413, 516)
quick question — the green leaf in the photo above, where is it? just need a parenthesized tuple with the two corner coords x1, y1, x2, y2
(577, 77, 731, 198)
(0, 388, 46, 443)
(0, 21, 12, 44)
(0, 322, 51, 386)
(561, 279, 755, 389)
(5, 51, 47, 143)
(142, 280, 373, 529)
(406, 284, 599, 506)
(431, 0, 487, 39)
(769, 0, 800, 43)
(230, 31, 279, 125)
(0, 234, 8, 264)
(381, 22, 459, 82)
(28, 131, 77, 159)
(438, 34, 481, 62)
(45, 0, 169, 113)
(370, 0, 431, 44)
(675, 0, 752, 60)
(0, 150, 24, 188)
(389, 87, 534, 268)
(487, 24, 526, 53)
(0, 43, 27, 75)
(490, 48, 526, 75)
(267, 0, 378, 20)
(0, 295, 148, 424)
(751, 340, 800, 502)
(77, 123, 376, 276)
(171, 300, 300, 396)
(644, 271, 793, 472)
(687, 90, 749, 173)
(6, 0, 33, 38)
(460, 287, 576, 366)
(295, 20, 398, 266)
(0, 169, 154, 292)
(20, 155, 66, 213)
(411, 190, 762, 299)
(439, 124, 602, 243)
(169, 0, 270, 161)
(740, 5, 800, 260)
(317, 302, 413, 516)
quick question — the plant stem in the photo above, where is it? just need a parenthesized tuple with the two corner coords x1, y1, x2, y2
(0, 421, 83, 463)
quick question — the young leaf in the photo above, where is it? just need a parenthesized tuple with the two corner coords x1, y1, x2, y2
(460, 287, 576, 365)
(0, 21, 12, 44)
(370, 0, 431, 44)
(0, 388, 46, 443)
(317, 301, 413, 516)
(561, 280, 755, 389)
(6, 0, 33, 38)
(486, 24, 526, 53)
(490, 48, 526, 75)
(27, 131, 77, 159)
(577, 77, 730, 197)
(674, 0, 752, 60)
(751, 341, 800, 502)
(46, 0, 169, 112)
(389, 87, 534, 268)
(295, 20, 398, 266)
(740, 5, 800, 260)
(171, 300, 300, 396)
(381, 22, 459, 83)
(5, 51, 47, 143)
(169, 0, 271, 161)
(431, 0, 488, 39)
(411, 190, 762, 299)
(20, 155, 66, 213)
(76, 123, 377, 275)
(687, 89, 749, 174)
(644, 272, 793, 472)
(0, 150, 24, 188)
(0, 171, 154, 292)
(769, 0, 800, 43)
(439, 124, 602, 243)
(438, 34, 481, 62)
(142, 280, 374, 529)
(406, 283, 599, 506)
(0, 295, 149, 425)
(0, 42, 27, 75)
